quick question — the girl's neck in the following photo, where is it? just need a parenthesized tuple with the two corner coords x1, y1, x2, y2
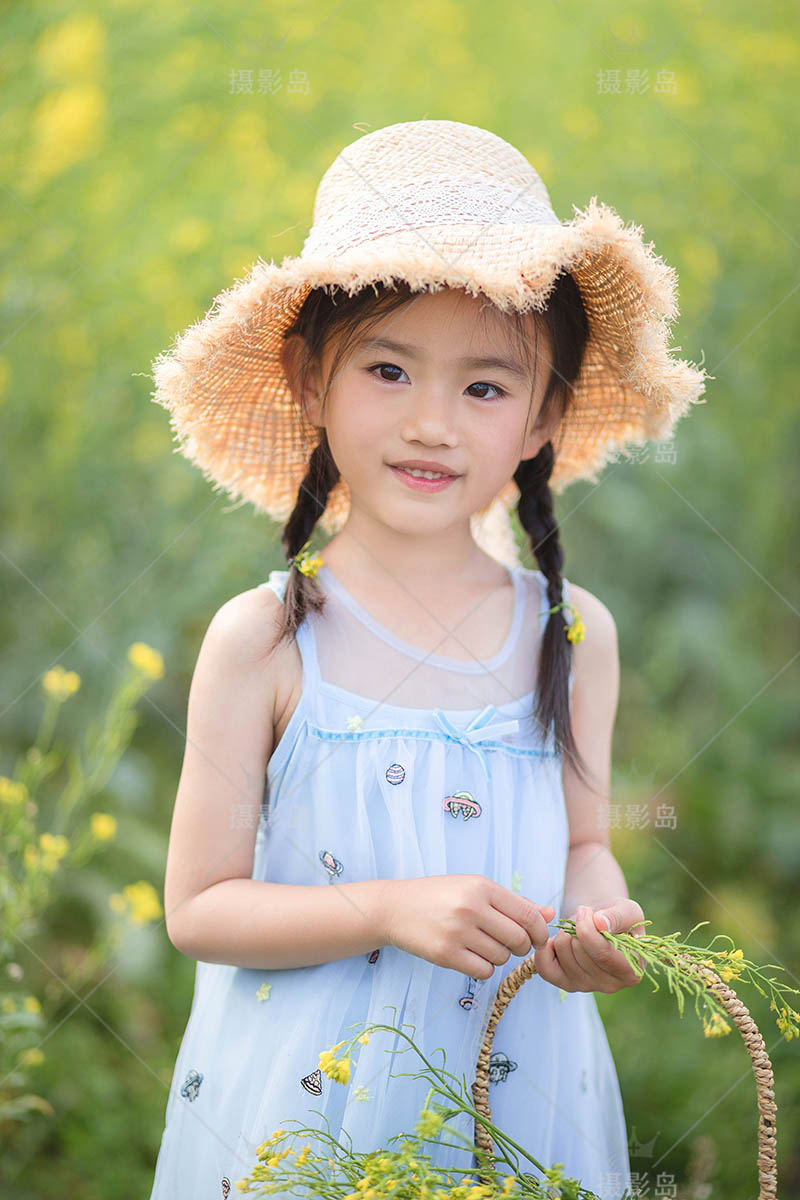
(321, 535, 510, 597)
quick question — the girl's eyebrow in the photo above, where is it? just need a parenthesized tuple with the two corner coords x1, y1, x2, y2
(356, 335, 529, 380)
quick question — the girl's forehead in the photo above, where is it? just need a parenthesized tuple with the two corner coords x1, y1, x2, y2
(361, 290, 538, 357)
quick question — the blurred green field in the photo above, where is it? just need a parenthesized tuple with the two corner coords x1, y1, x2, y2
(1, 2, 799, 1196)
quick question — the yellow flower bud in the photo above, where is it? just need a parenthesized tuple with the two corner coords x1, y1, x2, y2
(42, 665, 81, 700)
(90, 812, 117, 841)
(127, 642, 165, 681)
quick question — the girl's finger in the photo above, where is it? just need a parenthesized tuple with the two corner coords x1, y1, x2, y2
(533, 937, 575, 991)
(574, 908, 638, 982)
(568, 936, 628, 989)
(550, 931, 593, 989)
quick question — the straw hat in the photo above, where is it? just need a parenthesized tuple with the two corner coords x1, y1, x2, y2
(149, 119, 709, 567)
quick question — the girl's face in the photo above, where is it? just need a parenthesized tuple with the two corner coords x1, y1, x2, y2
(287, 287, 557, 549)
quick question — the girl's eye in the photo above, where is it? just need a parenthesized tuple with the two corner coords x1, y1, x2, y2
(367, 363, 407, 384)
(466, 381, 507, 401)
(366, 363, 507, 401)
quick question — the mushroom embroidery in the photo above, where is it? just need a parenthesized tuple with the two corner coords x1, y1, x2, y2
(488, 1051, 518, 1084)
(180, 1068, 203, 1101)
(443, 791, 482, 821)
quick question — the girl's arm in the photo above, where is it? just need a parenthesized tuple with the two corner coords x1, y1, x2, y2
(163, 588, 394, 969)
(559, 584, 627, 919)
(531, 586, 645, 993)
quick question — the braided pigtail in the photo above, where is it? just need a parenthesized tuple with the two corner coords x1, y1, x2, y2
(514, 444, 597, 792)
(271, 431, 340, 647)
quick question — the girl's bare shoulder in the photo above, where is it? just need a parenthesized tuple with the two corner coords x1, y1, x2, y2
(203, 583, 295, 665)
(564, 582, 620, 688)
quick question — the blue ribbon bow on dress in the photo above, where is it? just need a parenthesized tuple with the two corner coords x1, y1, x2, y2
(431, 703, 520, 783)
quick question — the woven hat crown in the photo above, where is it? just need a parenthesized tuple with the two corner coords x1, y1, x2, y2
(301, 121, 560, 261)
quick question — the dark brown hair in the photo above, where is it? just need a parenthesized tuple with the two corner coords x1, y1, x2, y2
(268, 276, 598, 790)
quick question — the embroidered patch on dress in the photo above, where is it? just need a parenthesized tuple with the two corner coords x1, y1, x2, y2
(443, 791, 482, 820)
(367, 948, 380, 964)
(221, 1178, 231, 1197)
(301, 1067, 323, 1095)
(180, 1068, 203, 1101)
(385, 763, 406, 785)
(510, 871, 522, 893)
(319, 849, 343, 881)
(256, 982, 272, 1002)
(488, 1051, 518, 1083)
(458, 975, 482, 1010)
(345, 715, 363, 731)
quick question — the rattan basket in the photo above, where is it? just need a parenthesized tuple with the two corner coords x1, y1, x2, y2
(470, 953, 778, 1198)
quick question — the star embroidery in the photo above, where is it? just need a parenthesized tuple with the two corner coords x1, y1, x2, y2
(345, 715, 363, 731)
(352, 1085, 370, 1102)
(256, 982, 272, 1002)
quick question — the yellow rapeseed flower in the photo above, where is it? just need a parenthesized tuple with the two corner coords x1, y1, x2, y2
(775, 1007, 800, 1041)
(23, 996, 42, 1014)
(40, 833, 69, 858)
(90, 812, 117, 841)
(702, 1011, 732, 1038)
(18, 1046, 45, 1067)
(0, 776, 28, 806)
(24, 844, 40, 870)
(415, 1108, 445, 1138)
(566, 609, 586, 644)
(127, 642, 165, 681)
(42, 665, 81, 700)
(108, 881, 163, 924)
(34, 12, 105, 81)
(122, 880, 163, 924)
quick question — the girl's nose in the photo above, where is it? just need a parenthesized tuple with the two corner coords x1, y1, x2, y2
(400, 386, 459, 443)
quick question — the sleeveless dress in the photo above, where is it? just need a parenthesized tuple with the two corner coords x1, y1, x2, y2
(148, 563, 632, 1200)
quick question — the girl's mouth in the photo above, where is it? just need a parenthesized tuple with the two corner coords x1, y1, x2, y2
(388, 465, 460, 493)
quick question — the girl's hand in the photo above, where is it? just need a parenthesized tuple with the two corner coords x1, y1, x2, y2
(381, 874, 555, 979)
(533, 897, 647, 994)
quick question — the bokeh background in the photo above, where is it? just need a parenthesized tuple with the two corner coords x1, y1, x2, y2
(2, 2, 798, 1196)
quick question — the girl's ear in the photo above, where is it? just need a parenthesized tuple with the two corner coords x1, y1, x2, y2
(520, 409, 559, 462)
(279, 333, 326, 427)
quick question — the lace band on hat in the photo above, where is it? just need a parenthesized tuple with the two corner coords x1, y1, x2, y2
(302, 178, 561, 258)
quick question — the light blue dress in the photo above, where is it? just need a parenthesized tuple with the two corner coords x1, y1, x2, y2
(149, 563, 632, 1200)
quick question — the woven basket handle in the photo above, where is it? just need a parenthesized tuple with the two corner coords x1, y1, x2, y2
(471, 952, 778, 1197)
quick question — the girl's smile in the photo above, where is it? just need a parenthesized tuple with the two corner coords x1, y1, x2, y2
(388, 463, 461, 492)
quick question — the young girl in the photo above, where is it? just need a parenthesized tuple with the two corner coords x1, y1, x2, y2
(147, 119, 708, 1199)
